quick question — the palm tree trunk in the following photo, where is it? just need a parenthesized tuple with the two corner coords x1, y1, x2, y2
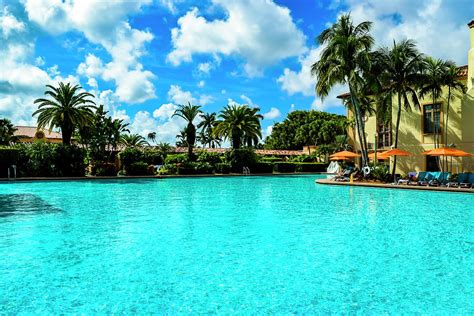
(348, 86, 368, 168)
(62, 126, 72, 145)
(392, 93, 403, 182)
(445, 86, 451, 147)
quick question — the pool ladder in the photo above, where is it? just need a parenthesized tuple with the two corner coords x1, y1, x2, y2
(242, 166, 250, 175)
(7, 165, 17, 181)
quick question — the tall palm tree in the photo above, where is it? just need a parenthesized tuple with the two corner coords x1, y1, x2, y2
(147, 132, 157, 145)
(197, 112, 221, 148)
(419, 57, 451, 148)
(377, 39, 424, 179)
(120, 134, 148, 147)
(0, 118, 18, 145)
(172, 102, 202, 157)
(175, 129, 189, 148)
(443, 64, 466, 147)
(311, 13, 374, 168)
(108, 117, 130, 151)
(214, 104, 262, 149)
(33, 82, 96, 145)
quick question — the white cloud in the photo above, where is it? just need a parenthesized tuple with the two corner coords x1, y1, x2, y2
(263, 125, 273, 139)
(167, 84, 213, 106)
(277, 47, 321, 97)
(240, 94, 257, 107)
(197, 80, 205, 88)
(263, 107, 281, 120)
(153, 103, 177, 120)
(1, 7, 26, 38)
(24, 0, 156, 104)
(167, 0, 306, 76)
(197, 62, 212, 74)
(335, 0, 473, 65)
(290, 104, 295, 112)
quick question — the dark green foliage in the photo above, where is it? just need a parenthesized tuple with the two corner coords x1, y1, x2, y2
(250, 162, 274, 173)
(92, 162, 117, 176)
(273, 162, 297, 173)
(259, 156, 282, 163)
(0, 119, 19, 145)
(225, 148, 258, 172)
(165, 154, 190, 164)
(295, 163, 328, 172)
(289, 154, 318, 163)
(128, 162, 150, 176)
(14, 143, 85, 177)
(119, 147, 144, 172)
(370, 164, 390, 182)
(215, 162, 231, 174)
(196, 151, 223, 165)
(143, 148, 164, 165)
(264, 110, 348, 150)
(0, 147, 20, 177)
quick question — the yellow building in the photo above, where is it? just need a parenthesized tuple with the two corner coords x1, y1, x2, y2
(14, 126, 63, 143)
(341, 20, 474, 175)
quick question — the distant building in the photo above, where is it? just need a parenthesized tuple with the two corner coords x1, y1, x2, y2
(14, 126, 62, 143)
(340, 20, 474, 173)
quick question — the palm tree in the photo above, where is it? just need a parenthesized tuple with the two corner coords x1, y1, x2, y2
(0, 118, 18, 145)
(172, 102, 202, 157)
(120, 134, 148, 147)
(311, 14, 374, 168)
(377, 39, 424, 179)
(108, 118, 130, 151)
(214, 104, 262, 149)
(197, 112, 221, 148)
(419, 57, 451, 148)
(33, 82, 96, 145)
(175, 129, 188, 147)
(147, 132, 157, 145)
(443, 64, 466, 147)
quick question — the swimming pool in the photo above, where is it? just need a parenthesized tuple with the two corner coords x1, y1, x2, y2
(0, 175, 472, 313)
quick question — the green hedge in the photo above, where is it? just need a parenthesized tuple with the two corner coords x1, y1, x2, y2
(0, 147, 20, 178)
(251, 162, 274, 173)
(273, 162, 296, 173)
(128, 161, 150, 176)
(92, 162, 117, 176)
(215, 162, 231, 174)
(295, 163, 328, 172)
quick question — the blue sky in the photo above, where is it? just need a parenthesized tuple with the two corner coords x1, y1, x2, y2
(1, 0, 473, 143)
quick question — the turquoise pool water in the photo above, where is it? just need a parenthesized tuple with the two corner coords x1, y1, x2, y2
(0, 175, 472, 314)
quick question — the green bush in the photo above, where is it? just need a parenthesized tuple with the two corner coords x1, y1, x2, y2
(143, 148, 163, 165)
(128, 161, 150, 176)
(371, 164, 390, 182)
(165, 153, 189, 164)
(196, 151, 223, 165)
(251, 162, 274, 173)
(289, 154, 318, 163)
(119, 147, 144, 171)
(193, 162, 214, 174)
(273, 162, 296, 173)
(14, 143, 86, 177)
(295, 163, 328, 172)
(92, 162, 117, 176)
(0, 146, 20, 178)
(259, 156, 282, 163)
(215, 162, 231, 174)
(226, 148, 258, 173)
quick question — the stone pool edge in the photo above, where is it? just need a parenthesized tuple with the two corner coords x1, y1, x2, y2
(316, 179, 474, 194)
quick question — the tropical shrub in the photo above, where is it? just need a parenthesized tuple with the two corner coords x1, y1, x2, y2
(14, 143, 85, 177)
(226, 148, 258, 172)
(0, 146, 20, 177)
(295, 163, 328, 172)
(273, 162, 297, 173)
(251, 162, 274, 174)
(165, 154, 190, 164)
(119, 147, 144, 171)
(92, 162, 117, 176)
(370, 164, 390, 182)
(143, 148, 163, 165)
(259, 156, 282, 163)
(215, 162, 231, 174)
(128, 162, 150, 176)
(196, 151, 223, 165)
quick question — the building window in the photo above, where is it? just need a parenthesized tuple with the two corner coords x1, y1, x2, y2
(377, 122, 392, 148)
(423, 103, 441, 134)
(426, 156, 440, 172)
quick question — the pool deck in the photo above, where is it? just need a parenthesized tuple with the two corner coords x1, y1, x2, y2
(316, 179, 474, 194)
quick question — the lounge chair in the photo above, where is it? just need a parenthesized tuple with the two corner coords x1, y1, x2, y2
(333, 168, 353, 182)
(460, 173, 474, 189)
(447, 173, 469, 188)
(428, 172, 451, 187)
(397, 172, 417, 185)
(417, 172, 434, 186)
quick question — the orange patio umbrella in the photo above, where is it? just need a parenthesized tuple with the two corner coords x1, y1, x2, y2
(381, 148, 412, 157)
(329, 150, 360, 158)
(422, 147, 472, 157)
(368, 152, 388, 160)
(329, 156, 350, 161)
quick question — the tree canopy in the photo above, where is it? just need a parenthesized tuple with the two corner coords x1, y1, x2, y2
(264, 110, 348, 150)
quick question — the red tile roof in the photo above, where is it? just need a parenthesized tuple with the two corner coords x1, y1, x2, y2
(14, 126, 62, 139)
